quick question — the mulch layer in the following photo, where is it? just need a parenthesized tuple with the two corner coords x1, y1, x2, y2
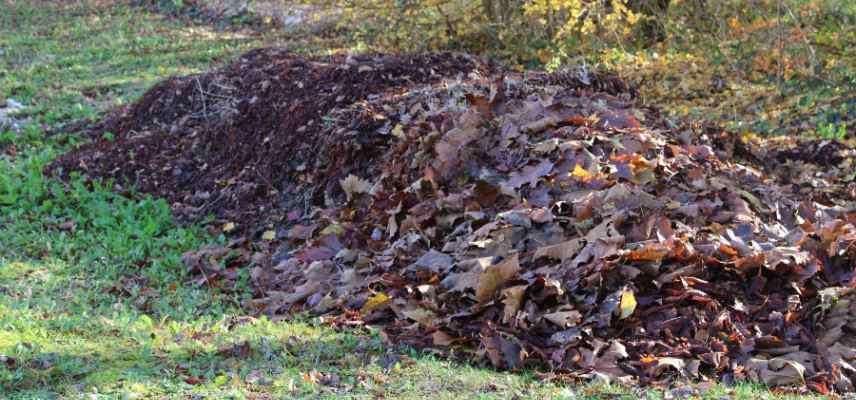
(50, 47, 856, 394)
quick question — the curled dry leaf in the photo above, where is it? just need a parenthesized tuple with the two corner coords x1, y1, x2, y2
(476, 253, 521, 303)
(340, 174, 371, 201)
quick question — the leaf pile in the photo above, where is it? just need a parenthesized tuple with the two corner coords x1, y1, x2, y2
(50, 48, 500, 225)
(53, 48, 856, 393)
(250, 73, 856, 393)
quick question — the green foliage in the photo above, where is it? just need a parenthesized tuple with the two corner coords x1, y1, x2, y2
(817, 121, 847, 141)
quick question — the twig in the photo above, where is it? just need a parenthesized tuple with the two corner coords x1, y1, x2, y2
(191, 191, 226, 223)
(195, 77, 209, 121)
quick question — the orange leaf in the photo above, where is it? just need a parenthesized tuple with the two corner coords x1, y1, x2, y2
(640, 355, 658, 364)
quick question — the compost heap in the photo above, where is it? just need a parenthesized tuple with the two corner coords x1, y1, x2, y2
(52, 48, 856, 393)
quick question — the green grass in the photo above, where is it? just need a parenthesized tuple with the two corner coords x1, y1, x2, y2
(0, 1, 828, 398)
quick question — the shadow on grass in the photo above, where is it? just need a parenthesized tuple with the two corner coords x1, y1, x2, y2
(2, 322, 572, 399)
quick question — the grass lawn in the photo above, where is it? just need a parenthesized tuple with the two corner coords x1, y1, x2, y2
(0, 1, 827, 398)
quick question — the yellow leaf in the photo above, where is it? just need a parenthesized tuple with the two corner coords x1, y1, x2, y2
(361, 293, 391, 314)
(619, 288, 637, 319)
(571, 164, 591, 179)
(320, 223, 345, 236)
(222, 222, 235, 232)
(261, 230, 276, 241)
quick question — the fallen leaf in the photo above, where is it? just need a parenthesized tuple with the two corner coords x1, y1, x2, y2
(361, 293, 391, 314)
(482, 333, 525, 370)
(501, 285, 527, 323)
(433, 331, 455, 346)
(534, 239, 584, 262)
(223, 222, 235, 232)
(412, 249, 454, 273)
(261, 230, 276, 241)
(571, 164, 592, 179)
(618, 288, 636, 320)
(476, 253, 521, 302)
(544, 309, 582, 328)
(340, 174, 371, 201)
(507, 160, 553, 189)
(747, 356, 807, 386)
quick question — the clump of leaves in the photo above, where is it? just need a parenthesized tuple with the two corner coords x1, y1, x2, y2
(157, 62, 856, 393)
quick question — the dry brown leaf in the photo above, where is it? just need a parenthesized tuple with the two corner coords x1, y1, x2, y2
(544, 309, 582, 328)
(501, 285, 527, 323)
(476, 253, 521, 303)
(433, 331, 455, 346)
(507, 160, 554, 189)
(747, 356, 807, 386)
(534, 239, 584, 262)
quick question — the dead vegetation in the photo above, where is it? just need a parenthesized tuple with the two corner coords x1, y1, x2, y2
(51, 48, 856, 394)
